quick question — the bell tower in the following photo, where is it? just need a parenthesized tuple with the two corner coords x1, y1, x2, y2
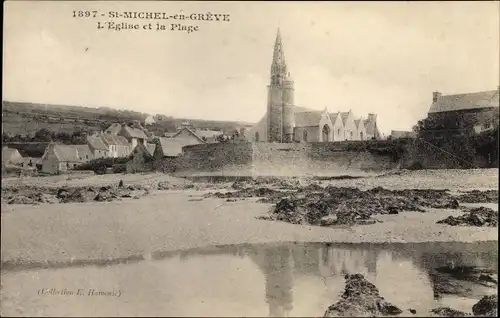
(267, 29, 295, 142)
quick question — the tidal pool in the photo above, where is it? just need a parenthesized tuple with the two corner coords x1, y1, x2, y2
(1, 241, 497, 317)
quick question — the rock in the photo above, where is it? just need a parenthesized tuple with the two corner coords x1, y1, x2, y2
(472, 295, 498, 317)
(157, 181, 170, 190)
(324, 273, 402, 317)
(430, 307, 469, 317)
(437, 207, 498, 227)
(387, 206, 400, 214)
(409, 308, 417, 315)
(320, 215, 338, 226)
(456, 190, 498, 203)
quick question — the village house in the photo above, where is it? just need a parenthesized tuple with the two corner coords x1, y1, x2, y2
(73, 144, 94, 161)
(427, 87, 500, 135)
(170, 126, 205, 146)
(119, 125, 149, 148)
(101, 134, 132, 158)
(87, 136, 109, 159)
(41, 143, 87, 174)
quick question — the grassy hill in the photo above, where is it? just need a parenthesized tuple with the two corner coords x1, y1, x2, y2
(2, 101, 254, 137)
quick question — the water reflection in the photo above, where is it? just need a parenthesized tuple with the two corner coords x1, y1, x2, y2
(1, 241, 497, 317)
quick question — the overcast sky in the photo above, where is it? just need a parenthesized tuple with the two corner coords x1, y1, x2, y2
(3, 1, 499, 134)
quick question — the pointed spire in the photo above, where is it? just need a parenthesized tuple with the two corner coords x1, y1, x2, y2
(271, 28, 287, 76)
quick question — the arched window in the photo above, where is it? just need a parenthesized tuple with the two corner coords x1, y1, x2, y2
(255, 132, 260, 142)
(303, 130, 308, 142)
(360, 132, 364, 141)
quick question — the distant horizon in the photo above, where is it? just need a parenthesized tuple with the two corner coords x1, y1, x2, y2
(3, 1, 499, 136)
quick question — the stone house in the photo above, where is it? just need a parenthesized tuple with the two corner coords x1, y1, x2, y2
(427, 87, 499, 135)
(101, 134, 132, 158)
(41, 143, 86, 174)
(73, 145, 94, 162)
(119, 125, 149, 148)
(87, 136, 109, 159)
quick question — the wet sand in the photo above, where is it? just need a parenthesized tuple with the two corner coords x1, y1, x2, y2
(1, 191, 497, 264)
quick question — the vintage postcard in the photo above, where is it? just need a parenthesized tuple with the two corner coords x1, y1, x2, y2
(1, 0, 498, 317)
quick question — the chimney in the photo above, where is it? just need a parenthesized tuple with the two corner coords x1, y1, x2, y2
(433, 91, 442, 102)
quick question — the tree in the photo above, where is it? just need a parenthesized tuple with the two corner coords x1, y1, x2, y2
(34, 128, 53, 142)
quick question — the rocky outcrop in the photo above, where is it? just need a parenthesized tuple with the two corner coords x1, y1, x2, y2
(324, 274, 403, 317)
(472, 295, 498, 317)
(437, 207, 498, 227)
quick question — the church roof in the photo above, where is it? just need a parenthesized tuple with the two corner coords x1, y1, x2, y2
(294, 111, 323, 127)
(428, 89, 499, 114)
(329, 112, 341, 124)
(340, 112, 350, 125)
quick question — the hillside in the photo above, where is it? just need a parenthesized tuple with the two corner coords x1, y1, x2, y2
(2, 101, 254, 137)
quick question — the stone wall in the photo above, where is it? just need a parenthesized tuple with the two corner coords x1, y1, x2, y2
(176, 141, 401, 177)
(175, 142, 254, 177)
(252, 143, 313, 176)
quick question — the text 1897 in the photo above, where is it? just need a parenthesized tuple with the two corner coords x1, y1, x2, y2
(73, 10, 98, 18)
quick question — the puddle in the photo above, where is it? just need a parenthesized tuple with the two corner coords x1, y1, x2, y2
(1, 241, 497, 317)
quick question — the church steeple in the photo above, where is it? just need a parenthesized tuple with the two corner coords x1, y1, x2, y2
(271, 28, 288, 78)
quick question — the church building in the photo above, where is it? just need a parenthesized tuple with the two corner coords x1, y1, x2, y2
(248, 29, 381, 143)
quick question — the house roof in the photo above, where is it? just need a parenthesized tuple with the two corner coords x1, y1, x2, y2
(2, 147, 23, 163)
(104, 123, 122, 135)
(294, 111, 323, 127)
(195, 129, 223, 139)
(73, 144, 93, 159)
(157, 137, 185, 157)
(123, 125, 149, 140)
(164, 132, 177, 138)
(172, 127, 205, 143)
(87, 136, 109, 150)
(145, 143, 156, 156)
(429, 90, 499, 114)
(3, 142, 50, 157)
(53, 144, 84, 162)
(101, 134, 130, 146)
